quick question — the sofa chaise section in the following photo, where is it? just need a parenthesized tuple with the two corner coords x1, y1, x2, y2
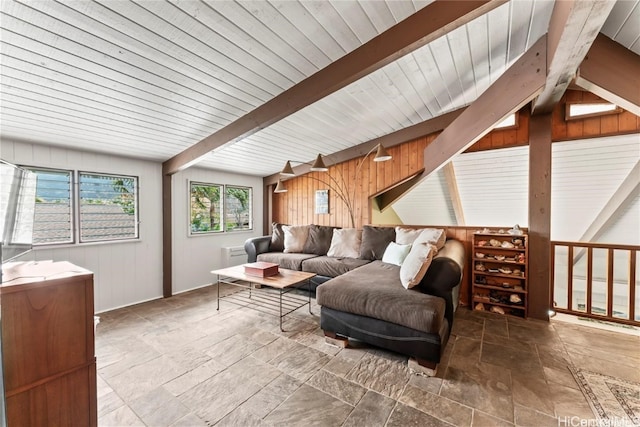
(317, 239, 465, 374)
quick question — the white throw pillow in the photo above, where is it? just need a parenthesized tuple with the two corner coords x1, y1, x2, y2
(395, 227, 423, 245)
(283, 225, 310, 253)
(414, 228, 446, 250)
(400, 242, 435, 289)
(327, 228, 362, 258)
(381, 242, 412, 266)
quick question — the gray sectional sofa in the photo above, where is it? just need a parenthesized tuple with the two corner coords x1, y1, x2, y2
(244, 224, 465, 374)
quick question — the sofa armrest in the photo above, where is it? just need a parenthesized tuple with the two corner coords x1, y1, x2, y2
(421, 239, 465, 294)
(244, 236, 272, 262)
(419, 239, 465, 328)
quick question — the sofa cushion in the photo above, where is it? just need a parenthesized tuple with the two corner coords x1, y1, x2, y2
(303, 225, 338, 255)
(327, 228, 362, 258)
(400, 242, 436, 289)
(257, 252, 318, 271)
(270, 222, 287, 252)
(283, 225, 310, 253)
(381, 242, 411, 266)
(395, 227, 423, 245)
(301, 256, 370, 278)
(359, 225, 396, 260)
(414, 228, 446, 250)
(316, 261, 445, 334)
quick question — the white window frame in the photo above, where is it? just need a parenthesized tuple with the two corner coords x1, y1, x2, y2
(189, 181, 224, 235)
(78, 171, 140, 243)
(224, 185, 253, 232)
(25, 167, 140, 246)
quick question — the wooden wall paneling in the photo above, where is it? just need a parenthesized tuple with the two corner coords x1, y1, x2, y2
(337, 162, 345, 227)
(383, 149, 392, 189)
(311, 172, 320, 226)
(401, 142, 409, 178)
(552, 100, 568, 140)
(392, 145, 402, 187)
(369, 156, 377, 225)
(374, 158, 383, 195)
(600, 113, 619, 134)
(491, 128, 505, 149)
(582, 115, 601, 136)
(269, 90, 637, 228)
(619, 111, 639, 133)
(348, 160, 355, 227)
(302, 174, 308, 225)
(410, 138, 420, 172)
(517, 108, 531, 142)
(301, 178, 306, 225)
(358, 158, 368, 228)
(566, 113, 584, 138)
(283, 182, 290, 224)
(277, 189, 283, 226)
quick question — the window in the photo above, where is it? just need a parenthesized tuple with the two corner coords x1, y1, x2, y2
(190, 182, 223, 234)
(566, 102, 621, 120)
(494, 113, 517, 130)
(224, 186, 252, 231)
(27, 168, 139, 245)
(189, 182, 253, 235)
(29, 168, 73, 244)
(79, 172, 139, 242)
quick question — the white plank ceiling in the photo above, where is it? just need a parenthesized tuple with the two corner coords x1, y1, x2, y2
(1, 0, 638, 176)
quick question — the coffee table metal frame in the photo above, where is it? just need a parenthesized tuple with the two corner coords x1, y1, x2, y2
(211, 266, 316, 331)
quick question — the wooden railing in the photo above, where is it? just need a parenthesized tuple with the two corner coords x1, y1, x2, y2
(551, 241, 639, 326)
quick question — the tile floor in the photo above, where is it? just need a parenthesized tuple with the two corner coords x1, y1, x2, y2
(96, 285, 640, 426)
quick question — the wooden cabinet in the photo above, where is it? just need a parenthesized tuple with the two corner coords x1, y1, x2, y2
(471, 232, 528, 317)
(1, 261, 97, 426)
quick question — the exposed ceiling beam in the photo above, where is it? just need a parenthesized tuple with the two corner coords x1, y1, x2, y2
(532, 0, 616, 114)
(263, 108, 465, 186)
(442, 162, 465, 225)
(575, 34, 640, 117)
(163, 0, 506, 175)
(377, 35, 547, 211)
(573, 160, 640, 265)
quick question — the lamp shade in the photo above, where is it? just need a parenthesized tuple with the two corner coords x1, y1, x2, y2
(274, 180, 287, 193)
(280, 161, 295, 176)
(373, 144, 392, 162)
(310, 154, 328, 172)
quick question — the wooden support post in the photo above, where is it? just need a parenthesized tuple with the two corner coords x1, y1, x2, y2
(528, 112, 552, 320)
(162, 174, 172, 298)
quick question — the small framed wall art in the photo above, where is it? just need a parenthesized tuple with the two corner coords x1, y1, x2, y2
(315, 189, 329, 214)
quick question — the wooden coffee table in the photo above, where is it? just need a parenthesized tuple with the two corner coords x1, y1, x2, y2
(211, 265, 316, 331)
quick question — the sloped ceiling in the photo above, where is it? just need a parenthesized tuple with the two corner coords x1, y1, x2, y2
(0, 0, 638, 176)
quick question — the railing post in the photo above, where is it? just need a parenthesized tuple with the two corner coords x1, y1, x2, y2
(586, 247, 593, 315)
(607, 248, 614, 318)
(550, 241, 639, 327)
(550, 242, 556, 310)
(567, 245, 573, 312)
(629, 249, 636, 323)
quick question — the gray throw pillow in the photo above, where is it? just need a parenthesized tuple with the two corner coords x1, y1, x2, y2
(359, 225, 396, 260)
(303, 225, 338, 255)
(270, 222, 287, 252)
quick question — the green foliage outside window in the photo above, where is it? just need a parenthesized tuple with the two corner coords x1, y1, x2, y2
(190, 182, 252, 234)
(224, 186, 252, 231)
(190, 182, 222, 233)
